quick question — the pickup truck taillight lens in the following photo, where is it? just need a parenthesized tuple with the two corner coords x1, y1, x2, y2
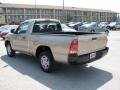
(69, 39, 78, 54)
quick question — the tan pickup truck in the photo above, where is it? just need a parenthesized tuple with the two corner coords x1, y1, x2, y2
(5, 19, 109, 73)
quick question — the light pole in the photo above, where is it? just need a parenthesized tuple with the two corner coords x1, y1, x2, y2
(35, 0, 36, 9)
(63, 0, 65, 23)
(35, 0, 37, 18)
(63, 0, 64, 10)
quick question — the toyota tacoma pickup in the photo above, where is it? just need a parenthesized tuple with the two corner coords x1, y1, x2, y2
(5, 19, 109, 72)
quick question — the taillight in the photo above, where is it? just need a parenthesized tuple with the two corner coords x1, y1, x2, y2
(69, 39, 78, 54)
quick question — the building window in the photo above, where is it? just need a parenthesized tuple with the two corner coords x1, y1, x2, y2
(83, 12, 88, 16)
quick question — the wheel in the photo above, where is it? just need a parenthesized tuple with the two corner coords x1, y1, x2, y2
(105, 30, 109, 35)
(39, 51, 55, 73)
(107, 26, 112, 30)
(106, 26, 110, 29)
(6, 43, 15, 57)
(112, 27, 116, 30)
(2, 37, 5, 40)
(91, 30, 95, 33)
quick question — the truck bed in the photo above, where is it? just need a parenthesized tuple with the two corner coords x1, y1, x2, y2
(31, 31, 107, 56)
(31, 31, 100, 35)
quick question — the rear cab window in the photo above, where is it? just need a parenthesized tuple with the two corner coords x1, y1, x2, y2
(32, 21, 62, 33)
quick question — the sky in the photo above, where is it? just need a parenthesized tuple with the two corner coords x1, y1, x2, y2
(1, 0, 120, 12)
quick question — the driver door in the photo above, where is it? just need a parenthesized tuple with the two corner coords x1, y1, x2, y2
(12, 22, 29, 53)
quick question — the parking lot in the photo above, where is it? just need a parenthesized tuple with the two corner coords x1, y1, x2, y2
(0, 31, 120, 90)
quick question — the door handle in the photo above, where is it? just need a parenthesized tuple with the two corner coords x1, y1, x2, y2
(92, 37, 97, 40)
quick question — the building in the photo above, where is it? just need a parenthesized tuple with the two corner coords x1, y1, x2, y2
(0, 8, 5, 24)
(0, 3, 118, 23)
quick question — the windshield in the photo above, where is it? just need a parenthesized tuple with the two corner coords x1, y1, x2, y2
(69, 22, 82, 27)
(82, 22, 96, 27)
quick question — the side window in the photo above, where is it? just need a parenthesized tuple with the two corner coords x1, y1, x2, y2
(116, 23, 120, 25)
(16, 22, 29, 34)
(32, 24, 41, 33)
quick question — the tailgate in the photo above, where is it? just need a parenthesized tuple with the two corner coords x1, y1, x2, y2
(77, 33, 108, 55)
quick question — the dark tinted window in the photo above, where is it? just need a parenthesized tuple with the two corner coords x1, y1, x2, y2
(32, 21, 62, 33)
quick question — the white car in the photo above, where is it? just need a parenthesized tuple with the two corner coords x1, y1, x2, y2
(107, 22, 120, 30)
(0, 25, 19, 39)
(78, 22, 109, 35)
(61, 24, 77, 32)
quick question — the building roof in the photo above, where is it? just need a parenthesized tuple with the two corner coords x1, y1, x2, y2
(0, 3, 117, 13)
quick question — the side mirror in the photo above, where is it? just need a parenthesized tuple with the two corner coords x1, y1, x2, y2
(11, 29, 15, 33)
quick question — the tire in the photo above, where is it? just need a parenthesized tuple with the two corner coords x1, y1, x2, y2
(2, 37, 5, 40)
(91, 30, 95, 33)
(39, 51, 55, 73)
(107, 26, 112, 30)
(106, 26, 110, 29)
(105, 30, 109, 35)
(113, 27, 116, 30)
(6, 43, 15, 57)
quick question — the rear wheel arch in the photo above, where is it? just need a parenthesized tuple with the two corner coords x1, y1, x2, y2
(35, 46, 53, 58)
(36, 46, 55, 73)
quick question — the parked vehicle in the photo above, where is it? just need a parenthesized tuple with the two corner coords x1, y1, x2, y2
(5, 19, 109, 73)
(61, 24, 76, 32)
(99, 22, 109, 28)
(82, 22, 88, 25)
(67, 22, 76, 26)
(0, 25, 18, 39)
(0, 25, 10, 33)
(107, 22, 120, 30)
(68, 22, 83, 30)
(0, 25, 11, 38)
(78, 22, 109, 35)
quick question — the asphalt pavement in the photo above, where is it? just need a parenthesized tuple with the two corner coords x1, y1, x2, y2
(0, 31, 120, 90)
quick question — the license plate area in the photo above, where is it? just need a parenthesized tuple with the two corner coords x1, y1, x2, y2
(90, 52, 96, 59)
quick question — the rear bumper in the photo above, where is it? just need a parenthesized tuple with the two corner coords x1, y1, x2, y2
(68, 47, 109, 64)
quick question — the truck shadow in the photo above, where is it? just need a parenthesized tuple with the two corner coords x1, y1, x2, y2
(1, 53, 112, 90)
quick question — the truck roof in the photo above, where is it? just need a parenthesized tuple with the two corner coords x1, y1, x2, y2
(24, 19, 60, 23)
